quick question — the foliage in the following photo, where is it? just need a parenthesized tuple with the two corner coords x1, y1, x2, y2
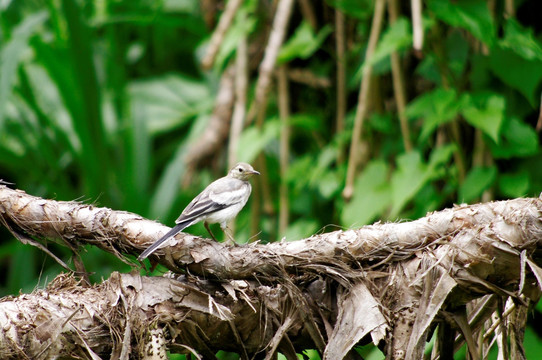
(1, 0, 542, 358)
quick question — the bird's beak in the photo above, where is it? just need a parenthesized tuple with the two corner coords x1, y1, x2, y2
(251, 170, 260, 175)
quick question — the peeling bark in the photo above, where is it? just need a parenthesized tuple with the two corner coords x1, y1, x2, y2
(1, 184, 542, 359)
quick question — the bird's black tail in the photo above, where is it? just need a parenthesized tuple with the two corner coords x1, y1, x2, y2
(138, 223, 187, 261)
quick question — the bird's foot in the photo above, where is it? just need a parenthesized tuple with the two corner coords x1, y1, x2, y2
(204, 222, 218, 241)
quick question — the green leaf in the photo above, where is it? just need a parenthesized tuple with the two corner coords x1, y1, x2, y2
(309, 146, 337, 184)
(278, 22, 332, 63)
(487, 117, 538, 159)
(429, 0, 495, 46)
(461, 92, 505, 143)
(415, 54, 443, 84)
(0, 11, 49, 126)
(22, 63, 77, 155)
(389, 147, 453, 217)
(63, 0, 109, 191)
(213, 8, 257, 70)
(288, 113, 324, 132)
(31, 40, 83, 138)
(286, 138, 341, 198)
(129, 74, 213, 134)
(470, 54, 491, 90)
(411, 184, 446, 219)
(500, 19, 542, 61)
(446, 30, 470, 78)
(163, 0, 200, 13)
(325, 0, 374, 20)
(363, 17, 412, 70)
(281, 219, 320, 242)
(309, 146, 341, 198)
(317, 171, 341, 199)
(427, 144, 456, 178)
(287, 155, 313, 191)
(237, 120, 281, 164)
(7, 244, 37, 294)
(498, 171, 530, 198)
(429, 144, 456, 167)
(149, 113, 210, 220)
(489, 47, 542, 106)
(124, 98, 151, 213)
(390, 151, 428, 217)
(405, 88, 463, 141)
(525, 328, 542, 359)
(459, 166, 497, 203)
(342, 160, 391, 227)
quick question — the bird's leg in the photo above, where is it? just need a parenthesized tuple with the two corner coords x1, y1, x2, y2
(204, 222, 218, 241)
(222, 224, 236, 246)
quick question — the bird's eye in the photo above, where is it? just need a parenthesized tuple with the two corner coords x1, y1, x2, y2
(238, 168, 243, 172)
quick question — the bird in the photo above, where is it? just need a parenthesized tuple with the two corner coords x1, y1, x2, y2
(138, 162, 259, 260)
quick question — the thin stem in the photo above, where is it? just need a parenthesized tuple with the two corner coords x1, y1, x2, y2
(248, 0, 294, 239)
(342, 0, 386, 201)
(505, 0, 515, 18)
(228, 26, 249, 238)
(248, 0, 295, 126)
(335, 9, 347, 164)
(411, 0, 424, 52)
(388, 0, 412, 152)
(201, 0, 243, 69)
(277, 66, 290, 237)
(298, 0, 317, 29)
(228, 33, 248, 168)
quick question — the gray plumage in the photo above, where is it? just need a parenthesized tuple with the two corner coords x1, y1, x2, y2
(138, 163, 259, 260)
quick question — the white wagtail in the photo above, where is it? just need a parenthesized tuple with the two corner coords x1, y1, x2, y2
(138, 163, 259, 260)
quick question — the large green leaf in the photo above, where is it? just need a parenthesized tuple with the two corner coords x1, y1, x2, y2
(429, 0, 495, 46)
(342, 160, 391, 227)
(500, 19, 542, 61)
(282, 219, 320, 242)
(459, 166, 497, 203)
(390, 147, 454, 217)
(390, 151, 428, 217)
(489, 47, 542, 106)
(427, 144, 456, 178)
(363, 17, 412, 70)
(446, 30, 470, 78)
(405, 88, 464, 141)
(213, 7, 257, 71)
(286, 136, 342, 199)
(278, 21, 332, 63)
(123, 98, 151, 214)
(487, 117, 539, 159)
(149, 113, 210, 220)
(0, 11, 48, 126)
(524, 328, 542, 359)
(22, 63, 77, 154)
(129, 74, 213, 135)
(237, 120, 281, 164)
(461, 92, 505, 143)
(325, 0, 374, 20)
(498, 171, 530, 198)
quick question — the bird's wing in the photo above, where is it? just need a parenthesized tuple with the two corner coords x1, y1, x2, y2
(175, 193, 227, 225)
(208, 180, 251, 205)
(175, 178, 246, 224)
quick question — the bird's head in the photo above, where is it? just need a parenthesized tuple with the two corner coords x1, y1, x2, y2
(229, 162, 260, 180)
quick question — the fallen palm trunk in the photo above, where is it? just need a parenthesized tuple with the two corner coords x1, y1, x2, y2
(0, 184, 541, 359)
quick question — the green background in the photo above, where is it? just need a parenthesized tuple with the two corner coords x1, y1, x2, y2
(1, 0, 542, 358)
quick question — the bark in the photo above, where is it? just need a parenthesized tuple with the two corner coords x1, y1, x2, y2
(1, 183, 542, 359)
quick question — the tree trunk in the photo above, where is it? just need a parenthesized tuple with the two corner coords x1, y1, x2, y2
(0, 183, 541, 359)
